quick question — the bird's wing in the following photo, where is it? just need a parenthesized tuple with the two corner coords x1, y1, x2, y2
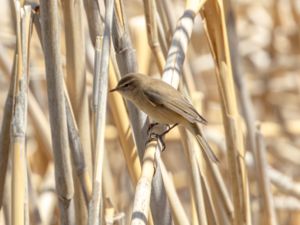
(143, 85, 207, 124)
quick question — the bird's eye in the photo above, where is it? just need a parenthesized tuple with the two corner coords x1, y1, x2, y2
(124, 84, 129, 88)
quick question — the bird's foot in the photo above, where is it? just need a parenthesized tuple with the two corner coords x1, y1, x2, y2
(147, 122, 159, 135)
(145, 123, 178, 151)
(145, 132, 166, 151)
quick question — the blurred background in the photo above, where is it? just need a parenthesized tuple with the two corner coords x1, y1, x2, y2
(1, 0, 300, 225)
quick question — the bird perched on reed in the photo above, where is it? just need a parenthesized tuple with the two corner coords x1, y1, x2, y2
(110, 73, 218, 162)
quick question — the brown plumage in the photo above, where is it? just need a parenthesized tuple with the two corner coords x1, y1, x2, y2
(110, 73, 218, 162)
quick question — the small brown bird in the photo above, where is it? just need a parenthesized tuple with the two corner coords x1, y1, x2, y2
(110, 73, 218, 162)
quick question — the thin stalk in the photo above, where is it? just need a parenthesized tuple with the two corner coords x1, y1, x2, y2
(61, 0, 92, 221)
(11, 3, 32, 225)
(255, 129, 277, 225)
(89, 0, 114, 224)
(268, 167, 300, 199)
(0, 49, 17, 210)
(143, 0, 166, 72)
(156, 155, 190, 225)
(3, 170, 12, 225)
(61, 0, 92, 178)
(64, 85, 92, 205)
(108, 59, 141, 182)
(83, 0, 103, 45)
(39, 0, 75, 223)
(130, 144, 157, 225)
(180, 128, 207, 225)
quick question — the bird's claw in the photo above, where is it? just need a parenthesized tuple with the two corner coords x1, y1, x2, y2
(145, 132, 166, 151)
(147, 122, 159, 135)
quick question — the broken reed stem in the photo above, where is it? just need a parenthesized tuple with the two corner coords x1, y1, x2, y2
(255, 129, 277, 225)
(89, 0, 114, 224)
(143, 0, 166, 72)
(39, 0, 74, 223)
(130, 144, 157, 225)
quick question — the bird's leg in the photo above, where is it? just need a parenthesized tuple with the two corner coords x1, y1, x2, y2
(156, 134, 166, 151)
(159, 123, 178, 137)
(145, 123, 178, 151)
(147, 122, 159, 135)
(145, 132, 166, 151)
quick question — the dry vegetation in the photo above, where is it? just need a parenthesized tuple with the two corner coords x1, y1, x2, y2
(0, 0, 300, 225)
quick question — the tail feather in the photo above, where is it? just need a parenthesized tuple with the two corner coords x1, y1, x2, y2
(188, 123, 219, 163)
(195, 134, 219, 163)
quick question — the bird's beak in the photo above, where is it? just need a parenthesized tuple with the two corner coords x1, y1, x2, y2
(109, 87, 119, 93)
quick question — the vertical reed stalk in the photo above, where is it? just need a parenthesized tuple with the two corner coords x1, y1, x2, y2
(84, 0, 103, 45)
(180, 128, 208, 225)
(61, 0, 91, 222)
(39, 0, 74, 223)
(130, 144, 157, 225)
(108, 59, 141, 182)
(89, 0, 114, 224)
(143, 0, 166, 72)
(11, 3, 32, 225)
(201, 1, 251, 225)
(61, 0, 92, 175)
(255, 129, 277, 225)
(156, 155, 190, 225)
(0, 49, 17, 211)
(64, 86, 92, 205)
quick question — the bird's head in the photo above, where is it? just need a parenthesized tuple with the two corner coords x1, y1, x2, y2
(110, 73, 142, 100)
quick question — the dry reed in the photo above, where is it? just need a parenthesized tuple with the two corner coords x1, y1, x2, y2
(1, 0, 300, 225)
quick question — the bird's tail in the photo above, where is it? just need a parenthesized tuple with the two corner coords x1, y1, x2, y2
(195, 134, 219, 163)
(189, 123, 219, 163)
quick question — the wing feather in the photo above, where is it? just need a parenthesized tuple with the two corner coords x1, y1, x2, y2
(143, 84, 207, 124)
